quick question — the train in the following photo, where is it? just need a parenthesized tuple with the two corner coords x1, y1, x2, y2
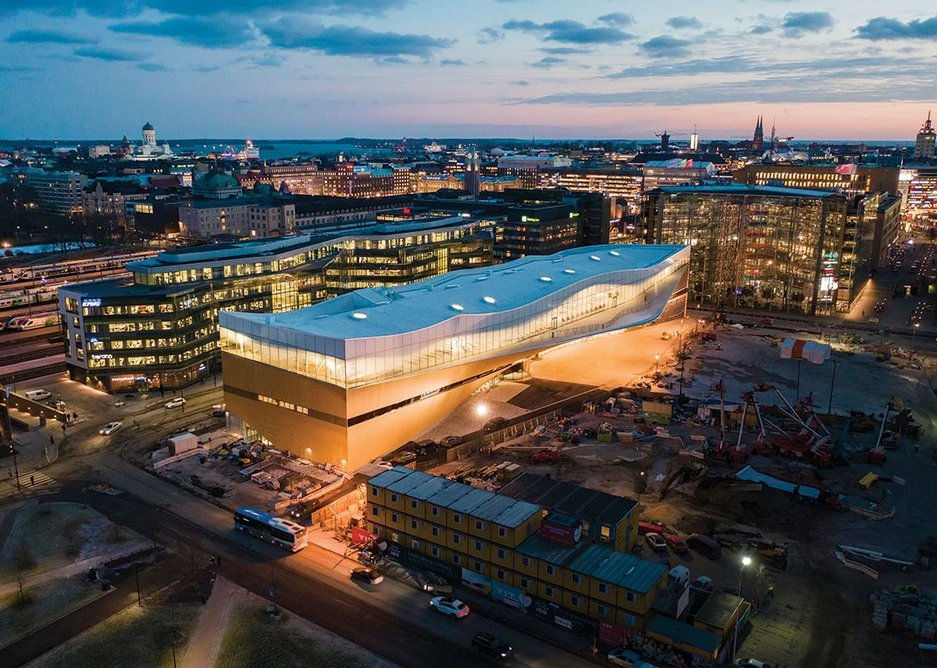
(0, 249, 157, 284)
(0, 312, 59, 331)
(0, 284, 60, 310)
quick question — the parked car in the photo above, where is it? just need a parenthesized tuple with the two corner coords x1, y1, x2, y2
(414, 439, 439, 457)
(429, 596, 470, 618)
(665, 534, 688, 554)
(638, 521, 664, 535)
(350, 567, 384, 585)
(113, 400, 126, 407)
(687, 534, 722, 559)
(472, 631, 513, 661)
(289, 500, 319, 521)
(392, 450, 417, 465)
(734, 660, 771, 668)
(165, 397, 186, 409)
(441, 435, 463, 447)
(529, 449, 562, 463)
(645, 532, 668, 552)
(99, 421, 122, 436)
(211, 404, 226, 417)
(483, 416, 508, 433)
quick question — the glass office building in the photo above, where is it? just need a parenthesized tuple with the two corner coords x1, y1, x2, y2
(59, 216, 496, 391)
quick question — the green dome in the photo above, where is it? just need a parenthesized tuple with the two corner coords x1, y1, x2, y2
(142, 121, 154, 132)
(197, 171, 239, 189)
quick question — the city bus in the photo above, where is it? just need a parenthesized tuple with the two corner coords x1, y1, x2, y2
(233, 506, 308, 552)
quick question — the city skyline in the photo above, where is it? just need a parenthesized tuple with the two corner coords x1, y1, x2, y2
(0, 1, 936, 140)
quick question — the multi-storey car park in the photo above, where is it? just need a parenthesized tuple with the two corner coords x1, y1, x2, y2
(58, 216, 496, 392)
(219, 244, 689, 471)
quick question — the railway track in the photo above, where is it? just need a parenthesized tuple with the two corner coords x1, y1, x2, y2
(0, 360, 66, 385)
(0, 326, 60, 344)
(0, 345, 62, 367)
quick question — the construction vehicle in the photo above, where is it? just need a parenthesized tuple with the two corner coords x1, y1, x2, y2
(858, 472, 880, 489)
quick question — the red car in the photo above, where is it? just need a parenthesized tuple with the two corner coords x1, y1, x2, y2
(665, 534, 689, 554)
(638, 521, 664, 536)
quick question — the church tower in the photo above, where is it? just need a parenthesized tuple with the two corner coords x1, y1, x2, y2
(752, 116, 764, 151)
(142, 121, 156, 147)
(914, 111, 935, 160)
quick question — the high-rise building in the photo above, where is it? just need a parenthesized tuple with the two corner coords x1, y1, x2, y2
(689, 127, 699, 151)
(752, 116, 764, 151)
(643, 184, 851, 314)
(733, 164, 899, 199)
(914, 111, 936, 160)
(24, 169, 88, 217)
(464, 151, 481, 198)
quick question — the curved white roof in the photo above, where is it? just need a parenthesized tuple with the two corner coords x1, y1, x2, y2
(222, 244, 686, 342)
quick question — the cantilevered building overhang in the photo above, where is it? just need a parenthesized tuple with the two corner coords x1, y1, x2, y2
(220, 244, 689, 470)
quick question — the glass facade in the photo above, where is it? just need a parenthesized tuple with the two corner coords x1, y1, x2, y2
(220, 248, 688, 389)
(60, 221, 496, 392)
(644, 187, 849, 314)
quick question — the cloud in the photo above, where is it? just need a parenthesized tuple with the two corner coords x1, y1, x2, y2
(639, 36, 691, 58)
(512, 80, 529, 86)
(781, 12, 834, 38)
(596, 13, 634, 27)
(7, 29, 97, 44)
(441, 58, 465, 66)
(531, 56, 566, 69)
(110, 16, 254, 48)
(540, 47, 589, 55)
(667, 16, 701, 30)
(136, 62, 170, 71)
(478, 27, 504, 43)
(503, 19, 635, 44)
(855, 16, 937, 41)
(249, 53, 285, 67)
(751, 24, 773, 35)
(262, 19, 453, 58)
(73, 46, 146, 61)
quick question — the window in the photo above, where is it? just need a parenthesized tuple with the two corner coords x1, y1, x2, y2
(391, 512, 398, 523)
(520, 577, 530, 589)
(474, 540, 483, 552)
(521, 556, 531, 568)
(432, 526, 440, 537)
(452, 513, 461, 524)
(546, 564, 556, 576)
(475, 520, 483, 531)
(571, 573, 581, 585)
(431, 546, 440, 558)
(497, 569, 505, 580)
(497, 527, 507, 538)
(411, 500, 419, 510)
(626, 591, 636, 603)
(411, 539, 419, 549)
(570, 595, 580, 608)
(598, 582, 608, 594)
(474, 561, 482, 572)
(600, 525, 611, 542)
(410, 519, 419, 530)
(371, 506, 380, 516)
(431, 506, 439, 517)
(597, 603, 609, 617)
(545, 585, 555, 598)
(390, 493, 398, 503)
(497, 547, 506, 560)
(453, 533, 461, 545)
(452, 554, 461, 565)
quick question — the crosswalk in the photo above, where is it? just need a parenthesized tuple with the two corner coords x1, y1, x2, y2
(6, 469, 58, 494)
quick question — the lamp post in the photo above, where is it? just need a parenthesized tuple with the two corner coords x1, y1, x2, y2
(655, 352, 660, 376)
(733, 555, 752, 661)
(827, 358, 838, 415)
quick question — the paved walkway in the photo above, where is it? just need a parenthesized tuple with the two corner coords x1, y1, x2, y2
(180, 576, 239, 668)
(0, 542, 153, 598)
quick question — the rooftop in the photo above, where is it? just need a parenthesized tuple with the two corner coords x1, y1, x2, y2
(498, 472, 638, 527)
(653, 183, 843, 199)
(646, 615, 721, 654)
(223, 244, 685, 341)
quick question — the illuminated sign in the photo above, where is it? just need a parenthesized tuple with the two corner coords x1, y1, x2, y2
(91, 353, 113, 360)
(82, 299, 102, 307)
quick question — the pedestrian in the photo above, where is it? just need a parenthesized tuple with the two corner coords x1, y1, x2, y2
(50, 435, 54, 445)
(30, 475, 34, 486)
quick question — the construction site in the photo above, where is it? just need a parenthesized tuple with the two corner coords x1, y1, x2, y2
(402, 317, 937, 667)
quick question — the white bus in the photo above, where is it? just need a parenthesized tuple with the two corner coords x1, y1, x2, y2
(233, 506, 307, 552)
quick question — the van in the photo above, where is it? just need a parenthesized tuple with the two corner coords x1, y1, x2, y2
(24, 390, 52, 401)
(687, 534, 722, 559)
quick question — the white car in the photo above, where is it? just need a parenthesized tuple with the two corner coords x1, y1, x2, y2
(429, 596, 470, 618)
(165, 397, 186, 409)
(99, 421, 122, 435)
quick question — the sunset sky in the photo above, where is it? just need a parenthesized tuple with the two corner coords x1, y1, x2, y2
(1, 1, 936, 140)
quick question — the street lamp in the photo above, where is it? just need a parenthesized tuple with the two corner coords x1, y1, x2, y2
(655, 352, 660, 375)
(475, 403, 488, 417)
(733, 555, 753, 661)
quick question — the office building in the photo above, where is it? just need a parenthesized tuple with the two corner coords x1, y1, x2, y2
(293, 195, 415, 232)
(365, 467, 667, 633)
(82, 179, 148, 233)
(177, 196, 296, 239)
(915, 112, 936, 160)
(543, 168, 643, 216)
(858, 192, 902, 271)
(902, 168, 937, 218)
(59, 217, 496, 392)
(24, 169, 88, 217)
(219, 244, 689, 471)
(644, 184, 849, 314)
(642, 160, 715, 192)
(733, 164, 900, 200)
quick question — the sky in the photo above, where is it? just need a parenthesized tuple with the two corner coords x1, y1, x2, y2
(0, 1, 936, 141)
